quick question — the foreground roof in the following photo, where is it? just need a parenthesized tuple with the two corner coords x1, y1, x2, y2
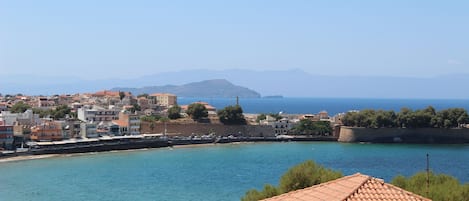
(263, 173, 431, 201)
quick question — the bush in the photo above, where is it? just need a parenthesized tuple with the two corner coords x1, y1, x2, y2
(391, 172, 469, 201)
(241, 160, 343, 201)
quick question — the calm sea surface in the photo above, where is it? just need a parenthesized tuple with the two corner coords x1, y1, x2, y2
(0, 142, 468, 201)
(178, 97, 469, 115)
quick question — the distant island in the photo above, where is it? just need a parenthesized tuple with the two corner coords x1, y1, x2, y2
(112, 79, 261, 98)
(263, 95, 283, 99)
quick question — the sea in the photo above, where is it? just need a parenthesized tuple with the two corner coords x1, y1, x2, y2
(1, 98, 468, 201)
(178, 97, 469, 115)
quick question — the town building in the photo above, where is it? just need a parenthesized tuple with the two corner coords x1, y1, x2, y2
(112, 111, 140, 135)
(96, 122, 120, 136)
(149, 93, 177, 107)
(263, 173, 431, 201)
(77, 105, 120, 123)
(0, 119, 14, 150)
(137, 97, 150, 111)
(260, 116, 295, 135)
(36, 97, 56, 110)
(0, 109, 41, 126)
(0, 102, 8, 112)
(80, 123, 98, 138)
(30, 120, 63, 141)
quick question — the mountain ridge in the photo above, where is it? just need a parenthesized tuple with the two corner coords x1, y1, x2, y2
(111, 79, 261, 98)
(2, 69, 469, 99)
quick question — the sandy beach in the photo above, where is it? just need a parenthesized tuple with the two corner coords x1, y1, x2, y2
(0, 154, 60, 163)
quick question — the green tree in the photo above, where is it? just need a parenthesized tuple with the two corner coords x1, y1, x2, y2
(32, 108, 50, 118)
(256, 113, 267, 123)
(51, 105, 72, 119)
(119, 91, 126, 100)
(291, 119, 332, 135)
(217, 105, 246, 125)
(140, 115, 160, 122)
(269, 113, 283, 121)
(167, 105, 182, 119)
(242, 184, 279, 201)
(137, 93, 149, 98)
(186, 103, 208, 120)
(391, 172, 469, 201)
(130, 103, 141, 113)
(278, 160, 342, 192)
(10, 101, 31, 113)
(241, 160, 343, 201)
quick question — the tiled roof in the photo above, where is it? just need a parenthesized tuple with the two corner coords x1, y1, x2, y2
(112, 120, 128, 127)
(262, 173, 431, 201)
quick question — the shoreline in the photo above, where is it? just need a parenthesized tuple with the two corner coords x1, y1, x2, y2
(0, 141, 262, 164)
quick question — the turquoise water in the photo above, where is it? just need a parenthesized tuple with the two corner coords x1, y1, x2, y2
(0, 142, 468, 201)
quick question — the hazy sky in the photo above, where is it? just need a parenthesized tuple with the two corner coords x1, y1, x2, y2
(1, 0, 468, 79)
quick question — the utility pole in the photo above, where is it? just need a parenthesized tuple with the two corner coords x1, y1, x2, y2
(426, 153, 430, 197)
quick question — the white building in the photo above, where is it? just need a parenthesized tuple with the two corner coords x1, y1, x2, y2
(77, 106, 120, 123)
(80, 123, 98, 138)
(0, 109, 41, 126)
(260, 116, 296, 135)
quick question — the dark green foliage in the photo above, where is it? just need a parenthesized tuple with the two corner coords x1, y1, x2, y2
(241, 184, 279, 201)
(342, 106, 469, 128)
(256, 113, 282, 123)
(291, 119, 332, 135)
(10, 101, 31, 113)
(217, 105, 246, 125)
(241, 160, 343, 201)
(51, 105, 72, 119)
(140, 115, 161, 122)
(391, 172, 469, 201)
(32, 105, 73, 119)
(130, 103, 141, 112)
(278, 160, 343, 192)
(186, 103, 208, 120)
(167, 105, 182, 119)
(119, 91, 126, 100)
(269, 113, 283, 121)
(256, 114, 267, 122)
(137, 93, 149, 98)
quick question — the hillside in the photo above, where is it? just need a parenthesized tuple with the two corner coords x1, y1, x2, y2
(112, 79, 261, 98)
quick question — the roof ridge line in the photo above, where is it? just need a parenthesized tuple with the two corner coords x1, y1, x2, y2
(341, 173, 372, 200)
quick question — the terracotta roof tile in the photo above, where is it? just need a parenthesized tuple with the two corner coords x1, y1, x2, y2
(262, 173, 431, 201)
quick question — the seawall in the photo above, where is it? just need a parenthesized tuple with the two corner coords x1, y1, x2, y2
(141, 122, 275, 137)
(339, 126, 469, 143)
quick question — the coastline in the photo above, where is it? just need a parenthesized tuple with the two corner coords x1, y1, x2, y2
(0, 154, 60, 163)
(0, 141, 261, 164)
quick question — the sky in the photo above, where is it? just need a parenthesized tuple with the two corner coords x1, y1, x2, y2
(1, 0, 468, 79)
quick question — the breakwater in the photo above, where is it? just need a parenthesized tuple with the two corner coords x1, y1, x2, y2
(339, 126, 469, 143)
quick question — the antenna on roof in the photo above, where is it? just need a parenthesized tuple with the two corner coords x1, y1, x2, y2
(426, 153, 430, 197)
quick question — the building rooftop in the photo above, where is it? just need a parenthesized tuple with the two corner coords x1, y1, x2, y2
(262, 173, 431, 201)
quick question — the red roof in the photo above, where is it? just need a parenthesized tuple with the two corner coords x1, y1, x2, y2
(263, 173, 431, 201)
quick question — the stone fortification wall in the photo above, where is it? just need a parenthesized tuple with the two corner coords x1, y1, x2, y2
(339, 126, 469, 143)
(140, 122, 274, 137)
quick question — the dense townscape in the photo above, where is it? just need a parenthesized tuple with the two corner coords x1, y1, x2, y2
(0, 91, 341, 152)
